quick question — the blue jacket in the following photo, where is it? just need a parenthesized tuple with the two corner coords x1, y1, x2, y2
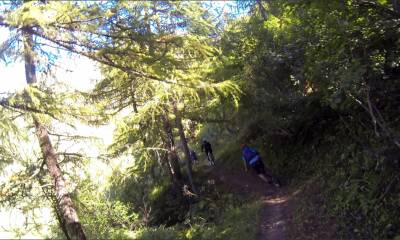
(242, 146, 260, 165)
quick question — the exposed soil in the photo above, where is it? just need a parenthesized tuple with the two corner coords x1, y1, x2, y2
(285, 178, 337, 240)
(209, 167, 287, 240)
(257, 192, 288, 240)
(208, 167, 337, 240)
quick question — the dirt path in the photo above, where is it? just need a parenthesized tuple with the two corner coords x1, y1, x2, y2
(257, 191, 288, 240)
(210, 167, 289, 240)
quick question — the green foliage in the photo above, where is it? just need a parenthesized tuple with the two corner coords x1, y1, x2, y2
(134, 201, 261, 240)
(210, 0, 400, 238)
(134, 226, 184, 240)
(107, 164, 188, 227)
(102, 152, 264, 240)
(0, 109, 24, 170)
(148, 186, 190, 227)
(181, 194, 261, 240)
(133, 180, 262, 240)
(47, 177, 135, 240)
(77, 191, 134, 238)
(2, 0, 400, 239)
(319, 129, 400, 239)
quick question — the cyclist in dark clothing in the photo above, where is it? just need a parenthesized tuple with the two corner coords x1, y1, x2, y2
(201, 140, 215, 165)
(241, 144, 278, 186)
(189, 149, 198, 164)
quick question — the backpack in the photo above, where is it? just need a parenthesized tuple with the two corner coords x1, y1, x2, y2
(242, 147, 258, 162)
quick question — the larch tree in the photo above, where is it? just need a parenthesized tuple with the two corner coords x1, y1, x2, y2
(0, 0, 240, 236)
(22, 26, 87, 240)
(88, 1, 241, 194)
(0, 1, 113, 239)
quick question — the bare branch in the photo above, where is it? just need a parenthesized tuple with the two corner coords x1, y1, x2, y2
(57, 152, 84, 158)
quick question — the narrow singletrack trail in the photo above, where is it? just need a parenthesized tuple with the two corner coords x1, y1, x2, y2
(257, 191, 288, 240)
(209, 167, 290, 240)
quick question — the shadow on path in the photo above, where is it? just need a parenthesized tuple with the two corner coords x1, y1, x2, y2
(208, 167, 288, 240)
(206, 166, 337, 240)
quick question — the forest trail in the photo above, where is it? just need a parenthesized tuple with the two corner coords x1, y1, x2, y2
(209, 167, 290, 240)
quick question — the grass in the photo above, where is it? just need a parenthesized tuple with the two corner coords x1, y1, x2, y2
(134, 199, 263, 240)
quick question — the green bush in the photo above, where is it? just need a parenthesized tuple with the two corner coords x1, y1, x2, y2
(134, 226, 184, 240)
(186, 200, 262, 240)
(133, 200, 262, 240)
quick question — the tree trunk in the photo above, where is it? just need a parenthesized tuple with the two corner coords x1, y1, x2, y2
(394, 0, 399, 13)
(161, 114, 183, 188)
(54, 203, 72, 240)
(173, 103, 197, 194)
(256, 0, 268, 20)
(23, 30, 86, 240)
(130, 85, 138, 113)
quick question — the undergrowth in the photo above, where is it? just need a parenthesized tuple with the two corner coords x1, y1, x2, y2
(214, 93, 400, 239)
(134, 200, 262, 240)
(131, 166, 263, 240)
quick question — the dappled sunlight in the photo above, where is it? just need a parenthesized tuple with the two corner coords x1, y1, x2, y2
(0, 0, 398, 239)
(263, 185, 304, 205)
(265, 196, 289, 204)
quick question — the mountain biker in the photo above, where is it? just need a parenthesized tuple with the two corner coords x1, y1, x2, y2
(201, 139, 215, 165)
(189, 149, 198, 164)
(241, 144, 278, 186)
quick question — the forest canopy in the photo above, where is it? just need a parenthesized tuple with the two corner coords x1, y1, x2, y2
(1, 1, 400, 239)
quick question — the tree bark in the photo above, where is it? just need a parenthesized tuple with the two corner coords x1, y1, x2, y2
(161, 114, 183, 188)
(173, 103, 197, 194)
(54, 203, 72, 240)
(130, 85, 138, 113)
(23, 30, 86, 240)
(256, 0, 268, 20)
(394, 0, 399, 13)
